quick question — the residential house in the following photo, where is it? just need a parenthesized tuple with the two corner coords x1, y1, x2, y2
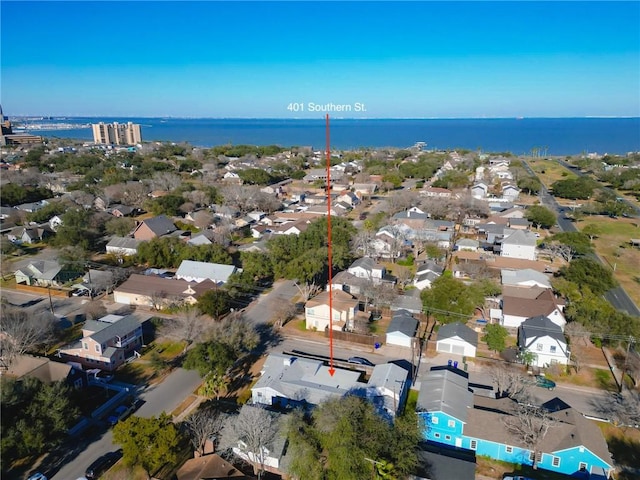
(106, 236, 141, 257)
(14, 260, 67, 286)
(386, 309, 418, 348)
(500, 230, 538, 261)
(132, 214, 177, 241)
(501, 286, 565, 330)
(4, 354, 86, 389)
(390, 289, 423, 315)
(336, 191, 360, 207)
(413, 260, 444, 290)
(330, 270, 369, 296)
(251, 353, 409, 418)
(305, 290, 360, 331)
(108, 205, 135, 217)
(187, 231, 214, 246)
(417, 367, 613, 479)
(421, 186, 453, 198)
(471, 183, 488, 199)
(175, 260, 238, 285)
(57, 314, 144, 371)
(501, 268, 551, 289)
(352, 183, 377, 198)
(518, 315, 570, 368)
(48, 215, 63, 231)
(436, 322, 478, 357)
(176, 453, 249, 480)
(455, 238, 479, 252)
(506, 218, 531, 230)
(15, 199, 50, 213)
(7, 225, 54, 244)
(501, 184, 520, 202)
(347, 257, 386, 283)
(113, 274, 215, 308)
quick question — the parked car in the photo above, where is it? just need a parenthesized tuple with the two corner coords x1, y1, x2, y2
(107, 405, 133, 426)
(534, 375, 556, 390)
(85, 451, 122, 479)
(503, 476, 537, 480)
(348, 356, 375, 367)
(27, 474, 47, 480)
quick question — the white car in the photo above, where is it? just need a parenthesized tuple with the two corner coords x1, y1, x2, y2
(27, 474, 47, 480)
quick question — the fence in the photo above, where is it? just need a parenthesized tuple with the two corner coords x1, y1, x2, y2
(324, 328, 383, 347)
(15, 283, 71, 297)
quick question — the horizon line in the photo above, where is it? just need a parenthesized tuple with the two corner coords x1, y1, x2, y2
(8, 115, 640, 120)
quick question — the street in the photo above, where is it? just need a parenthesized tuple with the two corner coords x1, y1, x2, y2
(49, 368, 202, 480)
(522, 159, 640, 317)
(243, 279, 300, 325)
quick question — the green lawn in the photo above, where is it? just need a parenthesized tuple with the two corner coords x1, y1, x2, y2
(527, 158, 578, 187)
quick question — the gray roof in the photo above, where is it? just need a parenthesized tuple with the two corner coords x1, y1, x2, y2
(417, 367, 473, 422)
(141, 214, 177, 236)
(253, 353, 365, 406)
(386, 310, 419, 337)
(393, 210, 429, 220)
(519, 315, 565, 344)
(456, 238, 479, 247)
(391, 290, 423, 314)
(437, 322, 478, 347)
(84, 314, 142, 344)
(368, 363, 410, 416)
(415, 271, 440, 284)
(187, 232, 213, 245)
(175, 260, 237, 283)
(501, 268, 551, 287)
(15, 260, 61, 280)
(501, 229, 537, 247)
(349, 256, 379, 272)
(106, 236, 141, 250)
(416, 260, 444, 275)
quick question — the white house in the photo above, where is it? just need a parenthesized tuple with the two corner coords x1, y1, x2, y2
(174, 260, 238, 285)
(436, 322, 478, 357)
(106, 236, 141, 257)
(471, 183, 488, 199)
(413, 260, 444, 290)
(501, 287, 566, 330)
(385, 309, 418, 348)
(455, 238, 480, 252)
(500, 230, 537, 261)
(305, 290, 359, 331)
(518, 315, 570, 368)
(347, 257, 385, 283)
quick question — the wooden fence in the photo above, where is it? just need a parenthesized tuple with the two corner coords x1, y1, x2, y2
(324, 328, 383, 347)
(15, 283, 71, 297)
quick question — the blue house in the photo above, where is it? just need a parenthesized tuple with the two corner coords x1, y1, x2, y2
(417, 367, 613, 479)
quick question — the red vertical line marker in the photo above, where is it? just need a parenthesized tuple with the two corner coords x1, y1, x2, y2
(326, 113, 335, 376)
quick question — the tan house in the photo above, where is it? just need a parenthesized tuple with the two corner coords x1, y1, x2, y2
(305, 290, 359, 331)
(113, 274, 215, 308)
(132, 214, 177, 241)
(176, 453, 250, 480)
(58, 314, 144, 371)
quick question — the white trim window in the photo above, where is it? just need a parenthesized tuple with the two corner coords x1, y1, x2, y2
(505, 446, 513, 454)
(470, 439, 478, 450)
(552, 456, 560, 467)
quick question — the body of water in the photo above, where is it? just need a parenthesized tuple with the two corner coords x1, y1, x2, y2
(18, 117, 640, 155)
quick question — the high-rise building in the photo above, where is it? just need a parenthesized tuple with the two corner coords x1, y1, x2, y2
(92, 121, 142, 145)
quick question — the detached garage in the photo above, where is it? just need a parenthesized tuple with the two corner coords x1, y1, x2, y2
(436, 322, 477, 357)
(386, 309, 419, 348)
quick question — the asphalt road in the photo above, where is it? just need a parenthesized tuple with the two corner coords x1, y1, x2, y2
(522, 160, 640, 317)
(49, 368, 202, 480)
(243, 279, 300, 325)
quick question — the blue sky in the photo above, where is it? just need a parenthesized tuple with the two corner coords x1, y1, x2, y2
(1, 1, 639, 118)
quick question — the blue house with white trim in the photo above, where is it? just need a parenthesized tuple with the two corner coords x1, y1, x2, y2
(417, 367, 613, 479)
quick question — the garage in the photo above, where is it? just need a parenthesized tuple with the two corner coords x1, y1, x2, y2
(435, 322, 478, 358)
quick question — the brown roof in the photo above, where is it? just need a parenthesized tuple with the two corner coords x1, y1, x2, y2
(502, 285, 549, 300)
(451, 252, 550, 273)
(115, 274, 215, 298)
(5, 354, 73, 383)
(465, 396, 612, 465)
(502, 288, 562, 317)
(306, 290, 358, 311)
(176, 453, 249, 480)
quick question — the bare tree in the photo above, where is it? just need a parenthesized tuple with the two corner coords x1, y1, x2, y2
(386, 190, 415, 214)
(206, 312, 259, 353)
(84, 301, 108, 321)
(419, 197, 454, 220)
(121, 182, 149, 208)
(191, 210, 215, 230)
(350, 229, 375, 257)
(564, 321, 589, 372)
(184, 408, 227, 456)
(503, 403, 556, 469)
(0, 309, 58, 362)
(491, 364, 532, 400)
(293, 282, 322, 303)
(212, 221, 234, 247)
(152, 172, 182, 191)
(220, 405, 280, 479)
(161, 308, 209, 353)
(273, 302, 298, 329)
(591, 391, 640, 429)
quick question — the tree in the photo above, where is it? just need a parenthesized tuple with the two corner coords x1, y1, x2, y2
(482, 324, 508, 353)
(551, 177, 596, 200)
(113, 413, 182, 480)
(160, 308, 209, 353)
(581, 223, 602, 241)
(519, 349, 537, 370)
(200, 373, 230, 400)
(0, 309, 58, 362)
(197, 289, 231, 320)
(420, 273, 484, 323)
(105, 216, 136, 237)
(525, 205, 556, 229)
(183, 408, 227, 456)
(558, 257, 617, 295)
(206, 312, 259, 355)
(183, 341, 235, 377)
(517, 176, 542, 195)
(503, 403, 556, 469)
(547, 231, 593, 258)
(490, 365, 531, 400)
(285, 395, 420, 480)
(220, 404, 280, 479)
(53, 208, 95, 249)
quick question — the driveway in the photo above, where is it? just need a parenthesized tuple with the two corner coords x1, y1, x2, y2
(243, 279, 299, 325)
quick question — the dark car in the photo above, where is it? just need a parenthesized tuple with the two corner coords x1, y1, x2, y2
(347, 356, 375, 367)
(85, 451, 122, 479)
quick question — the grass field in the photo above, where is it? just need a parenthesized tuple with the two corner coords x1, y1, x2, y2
(576, 216, 640, 307)
(527, 158, 578, 187)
